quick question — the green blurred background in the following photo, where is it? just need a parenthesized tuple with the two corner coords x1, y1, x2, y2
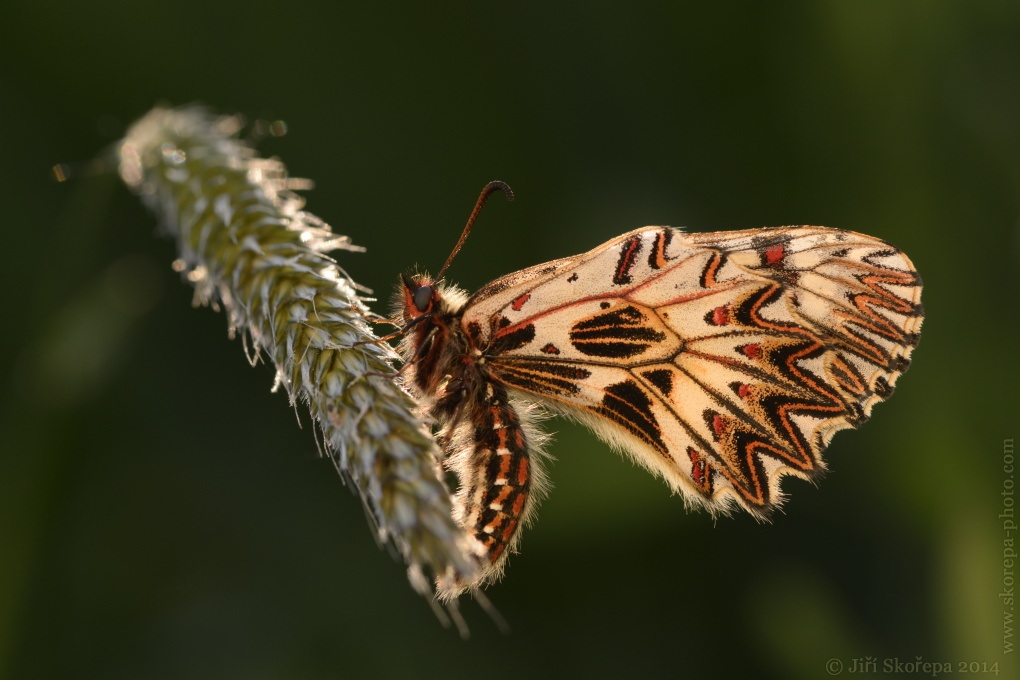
(2, 2, 1018, 678)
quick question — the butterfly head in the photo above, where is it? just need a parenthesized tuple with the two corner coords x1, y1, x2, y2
(398, 272, 438, 322)
(394, 271, 470, 324)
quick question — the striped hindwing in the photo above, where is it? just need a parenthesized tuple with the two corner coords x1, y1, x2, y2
(462, 226, 923, 516)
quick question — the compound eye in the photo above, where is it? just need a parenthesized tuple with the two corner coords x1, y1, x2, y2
(412, 285, 433, 313)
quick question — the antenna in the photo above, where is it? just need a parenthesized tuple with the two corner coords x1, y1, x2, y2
(435, 180, 514, 281)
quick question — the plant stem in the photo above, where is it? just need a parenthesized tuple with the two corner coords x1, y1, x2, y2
(117, 105, 477, 598)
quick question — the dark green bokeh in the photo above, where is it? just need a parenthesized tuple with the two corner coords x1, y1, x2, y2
(2, 2, 1018, 678)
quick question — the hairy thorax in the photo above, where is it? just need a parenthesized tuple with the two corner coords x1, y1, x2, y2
(394, 276, 485, 419)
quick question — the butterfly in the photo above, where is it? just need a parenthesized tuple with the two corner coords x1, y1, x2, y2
(393, 182, 923, 597)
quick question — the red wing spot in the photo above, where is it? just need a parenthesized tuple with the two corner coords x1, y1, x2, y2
(712, 414, 725, 440)
(541, 343, 561, 355)
(511, 293, 531, 311)
(688, 448, 706, 485)
(613, 235, 643, 285)
(737, 384, 751, 399)
(712, 305, 729, 326)
(765, 244, 785, 265)
(740, 343, 762, 360)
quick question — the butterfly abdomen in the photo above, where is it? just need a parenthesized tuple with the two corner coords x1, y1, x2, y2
(452, 384, 533, 570)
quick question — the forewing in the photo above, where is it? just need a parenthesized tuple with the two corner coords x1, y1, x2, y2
(464, 226, 923, 515)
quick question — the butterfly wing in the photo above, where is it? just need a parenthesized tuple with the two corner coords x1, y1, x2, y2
(461, 226, 923, 516)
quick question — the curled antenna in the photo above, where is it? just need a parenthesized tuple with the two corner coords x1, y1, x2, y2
(436, 180, 514, 281)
